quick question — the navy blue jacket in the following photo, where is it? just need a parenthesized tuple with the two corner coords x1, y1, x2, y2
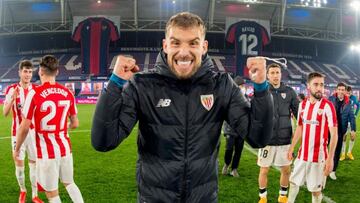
(329, 94, 356, 136)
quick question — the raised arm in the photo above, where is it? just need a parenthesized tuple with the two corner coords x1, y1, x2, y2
(13, 89, 33, 161)
(226, 57, 274, 148)
(3, 86, 17, 117)
(91, 55, 140, 152)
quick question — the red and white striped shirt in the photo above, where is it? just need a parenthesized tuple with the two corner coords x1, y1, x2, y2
(22, 82, 77, 159)
(297, 98, 337, 163)
(4, 83, 36, 136)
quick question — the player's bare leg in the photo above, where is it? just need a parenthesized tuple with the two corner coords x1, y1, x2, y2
(258, 167, 270, 202)
(278, 165, 291, 202)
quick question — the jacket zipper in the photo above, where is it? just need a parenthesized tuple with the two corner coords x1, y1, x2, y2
(181, 91, 189, 202)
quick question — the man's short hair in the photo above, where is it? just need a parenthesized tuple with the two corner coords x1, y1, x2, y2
(165, 12, 206, 38)
(19, 60, 33, 70)
(40, 55, 59, 76)
(346, 85, 352, 92)
(234, 76, 245, 86)
(307, 72, 325, 83)
(266, 63, 281, 73)
(337, 82, 346, 89)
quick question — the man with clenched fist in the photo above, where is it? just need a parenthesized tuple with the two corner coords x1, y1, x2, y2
(91, 12, 274, 203)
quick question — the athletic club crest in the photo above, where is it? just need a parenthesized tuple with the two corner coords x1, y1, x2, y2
(318, 109, 323, 115)
(281, 93, 286, 99)
(200, 94, 214, 111)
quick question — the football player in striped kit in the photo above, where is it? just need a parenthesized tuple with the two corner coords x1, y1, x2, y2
(14, 55, 83, 203)
(3, 60, 43, 203)
(287, 72, 338, 203)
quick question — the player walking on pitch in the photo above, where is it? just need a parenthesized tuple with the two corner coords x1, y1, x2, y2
(287, 72, 338, 203)
(14, 55, 84, 203)
(257, 63, 299, 203)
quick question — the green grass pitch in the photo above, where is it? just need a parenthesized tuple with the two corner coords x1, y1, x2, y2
(0, 104, 359, 202)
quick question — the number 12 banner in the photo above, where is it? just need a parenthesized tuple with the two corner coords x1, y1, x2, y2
(225, 17, 271, 77)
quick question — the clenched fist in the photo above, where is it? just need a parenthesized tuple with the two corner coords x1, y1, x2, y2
(113, 55, 140, 80)
(247, 57, 266, 84)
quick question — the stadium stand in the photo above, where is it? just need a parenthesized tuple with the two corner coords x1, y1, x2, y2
(0, 52, 359, 83)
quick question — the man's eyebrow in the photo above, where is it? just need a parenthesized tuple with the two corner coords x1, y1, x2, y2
(190, 38, 200, 42)
(169, 37, 201, 41)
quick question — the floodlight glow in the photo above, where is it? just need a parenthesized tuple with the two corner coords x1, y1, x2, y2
(97, 0, 101, 3)
(350, 43, 360, 52)
(351, 1, 360, 10)
(300, 0, 327, 8)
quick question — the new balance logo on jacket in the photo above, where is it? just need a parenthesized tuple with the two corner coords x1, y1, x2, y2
(156, 99, 171, 107)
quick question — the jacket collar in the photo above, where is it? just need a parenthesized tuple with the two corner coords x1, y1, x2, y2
(332, 93, 350, 104)
(269, 82, 285, 91)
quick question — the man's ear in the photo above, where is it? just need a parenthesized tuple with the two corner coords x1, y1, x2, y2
(162, 39, 168, 54)
(202, 40, 208, 55)
(38, 68, 42, 77)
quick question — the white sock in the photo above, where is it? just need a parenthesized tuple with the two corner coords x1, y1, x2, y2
(348, 140, 355, 153)
(341, 141, 346, 154)
(279, 185, 288, 196)
(288, 183, 300, 203)
(15, 166, 26, 191)
(259, 191, 267, 198)
(49, 195, 61, 203)
(65, 183, 84, 203)
(312, 193, 323, 203)
(259, 187, 267, 198)
(29, 162, 37, 198)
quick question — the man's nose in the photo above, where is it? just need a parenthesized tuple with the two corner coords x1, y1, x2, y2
(178, 46, 191, 57)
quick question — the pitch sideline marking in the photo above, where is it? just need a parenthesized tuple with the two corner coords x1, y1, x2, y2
(0, 129, 92, 140)
(0, 127, 140, 140)
(0, 128, 335, 202)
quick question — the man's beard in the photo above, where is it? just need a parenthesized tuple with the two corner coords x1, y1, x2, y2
(168, 63, 201, 79)
(168, 55, 202, 80)
(311, 91, 322, 100)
